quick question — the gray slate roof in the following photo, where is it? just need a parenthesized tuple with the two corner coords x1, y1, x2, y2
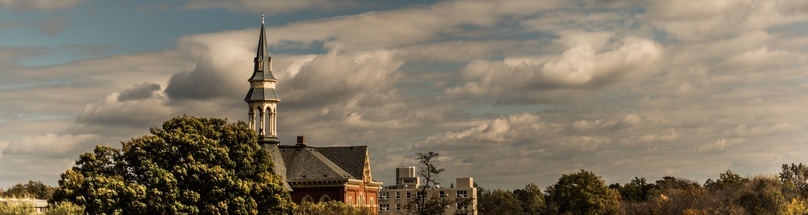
(317, 146, 368, 181)
(244, 87, 280, 102)
(249, 69, 277, 81)
(264, 145, 293, 191)
(275, 145, 369, 182)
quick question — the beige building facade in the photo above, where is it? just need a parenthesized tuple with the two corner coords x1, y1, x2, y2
(378, 167, 477, 215)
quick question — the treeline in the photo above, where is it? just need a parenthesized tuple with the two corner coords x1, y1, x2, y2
(477, 164, 808, 214)
(0, 180, 55, 200)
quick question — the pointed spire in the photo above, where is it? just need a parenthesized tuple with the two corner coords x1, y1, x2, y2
(256, 16, 268, 65)
(248, 15, 276, 83)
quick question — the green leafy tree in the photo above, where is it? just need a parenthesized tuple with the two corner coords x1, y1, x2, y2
(3, 180, 56, 200)
(512, 183, 545, 214)
(654, 176, 705, 214)
(545, 170, 620, 215)
(478, 189, 522, 215)
(704, 170, 748, 191)
(295, 201, 373, 215)
(46, 201, 84, 215)
(52, 116, 295, 214)
(781, 163, 808, 199)
(735, 175, 785, 214)
(613, 177, 658, 202)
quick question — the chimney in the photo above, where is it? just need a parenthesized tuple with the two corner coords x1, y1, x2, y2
(296, 136, 306, 146)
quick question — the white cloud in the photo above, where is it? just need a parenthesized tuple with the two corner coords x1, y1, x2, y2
(445, 35, 662, 104)
(642, 0, 808, 41)
(76, 91, 173, 128)
(1, 133, 97, 157)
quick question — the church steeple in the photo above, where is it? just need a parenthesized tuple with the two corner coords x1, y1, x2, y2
(245, 15, 280, 144)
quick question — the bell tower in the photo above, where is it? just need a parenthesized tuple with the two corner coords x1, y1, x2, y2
(244, 15, 280, 144)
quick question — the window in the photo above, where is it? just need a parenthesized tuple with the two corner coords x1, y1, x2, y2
(406, 192, 411, 199)
(302, 195, 314, 203)
(417, 191, 426, 198)
(457, 190, 467, 198)
(439, 191, 446, 198)
(395, 192, 400, 199)
(380, 204, 390, 211)
(380, 192, 389, 199)
(396, 204, 401, 211)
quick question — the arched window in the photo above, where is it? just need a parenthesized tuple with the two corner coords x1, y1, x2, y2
(265, 107, 275, 135)
(302, 195, 314, 204)
(255, 107, 264, 135)
(319, 194, 331, 202)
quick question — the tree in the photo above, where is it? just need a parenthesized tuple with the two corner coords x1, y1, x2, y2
(46, 201, 84, 215)
(781, 163, 808, 199)
(613, 177, 658, 203)
(477, 189, 522, 215)
(545, 170, 620, 215)
(296, 201, 373, 215)
(704, 170, 748, 191)
(654, 176, 705, 214)
(735, 175, 785, 214)
(410, 151, 450, 215)
(3, 180, 56, 200)
(52, 116, 295, 214)
(512, 183, 545, 214)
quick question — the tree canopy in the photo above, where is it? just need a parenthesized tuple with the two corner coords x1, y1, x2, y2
(545, 169, 620, 215)
(52, 116, 294, 214)
(2, 180, 55, 200)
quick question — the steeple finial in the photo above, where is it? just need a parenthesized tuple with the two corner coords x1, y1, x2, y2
(262, 14, 265, 24)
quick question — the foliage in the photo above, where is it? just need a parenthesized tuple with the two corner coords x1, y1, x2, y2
(512, 183, 545, 214)
(704, 170, 749, 191)
(478, 189, 522, 215)
(3, 180, 56, 200)
(52, 116, 295, 214)
(781, 163, 808, 199)
(611, 177, 659, 203)
(46, 201, 84, 215)
(295, 201, 373, 215)
(653, 176, 705, 214)
(545, 169, 620, 215)
(0, 201, 35, 215)
(783, 198, 808, 215)
(735, 175, 786, 214)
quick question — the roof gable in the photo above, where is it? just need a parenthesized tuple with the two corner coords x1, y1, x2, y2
(279, 146, 354, 181)
(317, 146, 368, 181)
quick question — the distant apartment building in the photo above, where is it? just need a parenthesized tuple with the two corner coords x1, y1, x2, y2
(378, 167, 477, 215)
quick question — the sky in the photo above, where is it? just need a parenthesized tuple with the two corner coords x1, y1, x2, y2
(1, 0, 808, 191)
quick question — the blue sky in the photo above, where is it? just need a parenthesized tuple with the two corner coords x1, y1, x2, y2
(2, 0, 808, 191)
